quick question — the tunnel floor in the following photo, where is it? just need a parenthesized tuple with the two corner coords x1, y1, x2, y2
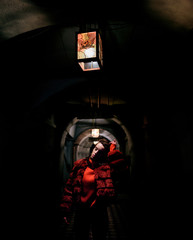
(56, 195, 131, 240)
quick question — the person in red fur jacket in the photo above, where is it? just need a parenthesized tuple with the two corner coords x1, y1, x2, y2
(60, 138, 128, 240)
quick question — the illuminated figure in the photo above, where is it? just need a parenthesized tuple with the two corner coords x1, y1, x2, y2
(60, 138, 128, 240)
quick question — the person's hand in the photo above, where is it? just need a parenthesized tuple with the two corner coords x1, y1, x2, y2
(63, 216, 70, 225)
(110, 139, 117, 145)
(109, 139, 117, 151)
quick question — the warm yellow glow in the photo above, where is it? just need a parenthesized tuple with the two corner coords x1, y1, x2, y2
(77, 32, 97, 60)
(84, 48, 96, 58)
(92, 129, 99, 138)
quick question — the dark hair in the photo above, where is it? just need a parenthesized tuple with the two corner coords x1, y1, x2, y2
(98, 138, 110, 153)
(89, 138, 110, 156)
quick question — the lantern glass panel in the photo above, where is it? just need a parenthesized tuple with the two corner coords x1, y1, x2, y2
(98, 34, 103, 66)
(79, 61, 100, 71)
(77, 32, 97, 60)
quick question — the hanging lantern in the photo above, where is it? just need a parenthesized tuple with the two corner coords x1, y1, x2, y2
(77, 31, 103, 71)
(91, 128, 100, 138)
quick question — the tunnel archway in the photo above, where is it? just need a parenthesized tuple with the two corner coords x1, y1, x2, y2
(59, 116, 134, 182)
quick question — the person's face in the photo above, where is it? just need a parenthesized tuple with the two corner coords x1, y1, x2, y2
(90, 142, 106, 162)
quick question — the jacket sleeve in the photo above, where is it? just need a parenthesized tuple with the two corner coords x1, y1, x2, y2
(59, 163, 78, 214)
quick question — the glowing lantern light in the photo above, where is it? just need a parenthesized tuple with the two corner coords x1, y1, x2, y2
(92, 129, 100, 138)
(77, 31, 103, 71)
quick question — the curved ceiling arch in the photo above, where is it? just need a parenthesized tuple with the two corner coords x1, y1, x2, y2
(60, 116, 133, 169)
(1, 0, 193, 42)
(60, 116, 132, 152)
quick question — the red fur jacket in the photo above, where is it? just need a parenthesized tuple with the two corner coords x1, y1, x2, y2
(60, 147, 127, 213)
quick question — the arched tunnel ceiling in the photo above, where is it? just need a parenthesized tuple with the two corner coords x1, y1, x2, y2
(0, 0, 193, 41)
(1, 0, 193, 117)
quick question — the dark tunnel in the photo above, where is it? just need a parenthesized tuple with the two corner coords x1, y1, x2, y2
(1, 1, 193, 239)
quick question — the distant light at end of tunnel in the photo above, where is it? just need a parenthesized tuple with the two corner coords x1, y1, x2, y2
(91, 129, 100, 138)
